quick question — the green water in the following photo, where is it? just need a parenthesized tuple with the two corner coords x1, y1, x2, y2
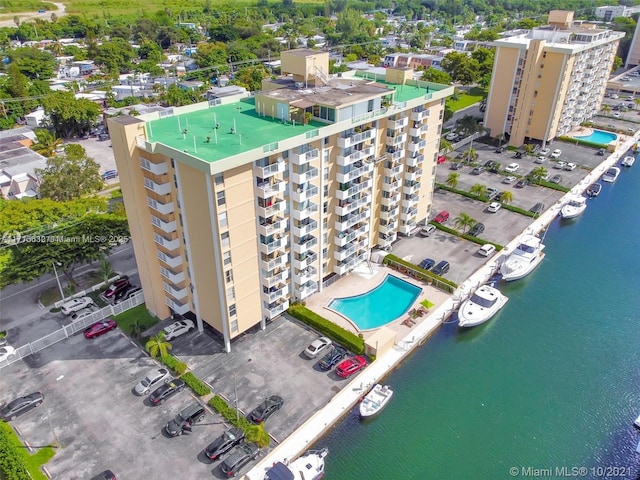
(321, 161, 640, 479)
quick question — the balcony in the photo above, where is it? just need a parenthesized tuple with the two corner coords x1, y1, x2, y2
(140, 157, 169, 175)
(293, 202, 318, 221)
(151, 215, 177, 234)
(383, 179, 400, 192)
(296, 266, 317, 284)
(293, 235, 318, 254)
(259, 235, 288, 255)
(335, 162, 374, 184)
(291, 148, 319, 166)
(335, 178, 372, 200)
(409, 124, 428, 137)
(336, 146, 375, 167)
(404, 194, 419, 207)
(261, 252, 289, 271)
(147, 196, 174, 215)
(160, 267, 185, 284)
(378, 232, 397, 248)
(157, 250, 182, 268)
(296, 280, 318, 300)
(380, 193, 400, 207)
(379, 221, 397, 235)
(405, 154, 424, 168)
(258, 217, 287, 236)
(256, 179, 286, 199)
(385, 133, 407, 147)
(403, 182, 421, 195)
(407, 139, 427, 153)
(166, 298, 189, 315)
(163, 282, 188, 300)
(399, 221, 417, 236)
(292, 252, 318, 270)
(264, 299, 289, 319)
(384, 163, 402, 177)
(263, 268, 289, 289)
(337, 128, 376, 149)
(387, 116, 408, 130)
(388, 150, 404, 162)
(144, 178, 171, 195)
(410, 109, 429, 122)
(291, 185, 318, 203)
(334, 223, 368, 246)
(261, 284, 289, 304)
(254, 159, 285, 179)
(405, 168, 423, 182)
(257, 198, 286, 218)
(291, 166, 319, 184)
(379, 206, 399, 221)
(335, 210, 368, 232)
(154, 233, 180, 251)
(334, 252, 368, 276)
(334, 243, 357, 261)
(400, 207, 418, 221)
(335, 194, 371, 216)
(293, 218, 317, 237)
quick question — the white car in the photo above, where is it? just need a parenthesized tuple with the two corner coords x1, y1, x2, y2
(613, 112, 621, 118)
(163, 320, 195, 341)
(61, 296, 95, 315)
(477, 244, 496, 257)
(303, 336, 332, 359)
(554, 161, 567, 170)
(445, 132, 458, 141)
(534, 156, 547, 164)
(502, 175, 516, 184)
(564, 163, 577, 171)
(70, 305, 99, 321)
(134, 368, 171, 395)
(539, 148, 551, 156)
(487, 202, 501, 213)
(504, 163, 520, 173)
(0, 346, 16, 362)
(611, 94, 619, 99)
(420, 224, 437, 237)
(550, 149, 562, 158)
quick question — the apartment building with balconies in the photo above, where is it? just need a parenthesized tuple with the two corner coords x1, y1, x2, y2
(108, 49, 453, 352)
(484, 10, 623, 147)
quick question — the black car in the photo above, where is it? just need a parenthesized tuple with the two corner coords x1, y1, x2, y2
(148, 379, 185, 405)
(318, 346, 348, 371)
(450, 162, 463, 170)
(488, 162, 501, 173)
(204, 427, 246, 461)
(418, 258, 435, 270)
(495, 146, 505, 153)
(469, 223, 485, 237)
(220, 443, 260, 477)
(114, 285, 141, 304)
(597, 148, 606, 156)
(471, 166, 485, 174)
(484, 160, 494, 168)
(248, 395, 284, 424)
(529, 203, 545, 215)
(0, 392, 44, 421)
(91, 471, 116, 480)
(98, 133, 110, 141)
(165, 403, 206, 437)
(550, 174, 563, 184)
(515, 178, 529, 188)
(514, 151, 523, 159)
(432, 261, 450, 276)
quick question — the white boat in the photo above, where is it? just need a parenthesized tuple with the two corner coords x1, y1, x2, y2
(634, 413, 640, 429)
(622, 155, 635, 167)
(359, 384, 394, 418)
(500, 234, 545, 281)
(586, 183, 602, 197)
(264, 448, 328, 480)
(559, 195, 587, 219)
(458, 284, 509, 328)
(602, 166, 620, 183)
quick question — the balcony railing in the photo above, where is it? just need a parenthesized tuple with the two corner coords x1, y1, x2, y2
(387, 116, 408, 130)
(163, 282, 188, 300)
(291, 148, 319, 165)
(334, 243, 357, 261)
(293, 218, 318, 237)
(410, 109, 429, 122)
(404, 168, 423, 182)
(296, 266, 317, 284)
(154, 233, 180, 251)
(389, 150, 404, 162)
(379, 206, 399, 221)
(259, 235, 288, 255)
(336, 145, 375, 167)
(160, 267, 185, 284)
(261, 284, 289, 304)
(264, 299, 289, 319)
(403, 182, 421, 195)
(258, 217, 287, 236)
(337, 128, 376, 149)
(405, 154, 424, 168)
(292, 252, 318, 270)
(384, 163, 402, 177)
(335, 210, 368, 232)
(151, 215, 177, 234)
(378, 232, 397, 247)
(157, 250, 182, 268)
(400, 208, 418, 221)
(147, 196, 174, 215)
(293, 235, 318, 254)
(257, 198, 286, 218)
(295, 281, 318, 300)
(262, 269, 289, 289)
(140, 157, 169, 175)
(291, 167, 319, 184)
(144, 178, 171, 195)
(336, 178, 372, 200)
(293, 202, 318, 221)
(166, 297, 189, 315)
(336, 162, 374, 184)
(254, 159, 285, 178)
(379, 221, 397, 234)
(409, 124, 428, 137)
(334, 252, 368, 276)
(291, 185, 319, 203)
(335, 194, 371, 216)
(399, 221, 417, 236)
(256, 179, 286, 199)
(404, 194, 419, 207)
(261, 252, 289, 271)
(380, 193, 400, 207)
(407, 139, 427, 153)
(383, 179, 400, 192)
(385, 133, 407, 147)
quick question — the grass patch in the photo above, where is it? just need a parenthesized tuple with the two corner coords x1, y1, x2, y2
(446, 87, 486, 112)
(0, 421, 55, 480)
(0, 0, 54, 14)
(114, 304, 159, 336)
(39, 270, 105, 307)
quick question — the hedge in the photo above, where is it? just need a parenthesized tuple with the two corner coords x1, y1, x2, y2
(0, 422, 54, 480)
(208, 395, 271, 447)
(181, 372, 211, 396)
(436, 183, 487, 202)
(161, 354, 188, 375)
(383, 254, 458, 292)
(431, 222, 504, 250)
(557, 135, 606, 149)
(287, 303, 365, 354)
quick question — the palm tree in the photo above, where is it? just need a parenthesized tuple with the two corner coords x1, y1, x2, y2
(439, 138, 453, 155)
(445, 172, 459, 188)
(145, 332, 172, 359)
(499, 190, 514, 204)
(522, 144, 535, 156)
(634, 98, 640, 111)
(97, 256, 115, 283)
(528, 166, 548, 183)
(30, 129, 63, 157)
(470, 183, 487, 198)
(457, 114, 482, 137)
(131, 319, 144, 341)
(601, 104, 612, 115)
(453, 212, 476, 234)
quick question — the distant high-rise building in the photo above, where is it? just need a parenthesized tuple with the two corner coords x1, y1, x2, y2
(108, 49, 452, 352)
(484, 10, 623, 147)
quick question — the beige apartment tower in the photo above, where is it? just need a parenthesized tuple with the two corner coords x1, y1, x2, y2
(484, 10, 623, 147)
(109, 49, 453, 352)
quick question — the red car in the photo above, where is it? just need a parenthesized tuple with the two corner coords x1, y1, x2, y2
(84, 319, 117, 339)
(104, 276, 130, 299)
(335, 356, 366, 378)
(433, 210, 450, 224)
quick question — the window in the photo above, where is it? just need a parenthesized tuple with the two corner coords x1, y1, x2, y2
(218, 211, 228, 228)
(322, 247, 328, 259)
(229, 304, 237, 317)
(227, 286, 235, 300)
(323, 201, 328, 213)
(217, 191, 226, 206)
(225, 270, 233, 284)
(534, 91, 538, 98)
(323, 232, 328, 243)
(324, 137, 329, 145)
(230, 320, 238, 333)
(367, 99, 374, 112)
(221, 231, 230, 248)
(223, 251, 232, 266)
(324, 185, 329, 197)
(214, 173, 224, 186)
(324, 167, 329, 180)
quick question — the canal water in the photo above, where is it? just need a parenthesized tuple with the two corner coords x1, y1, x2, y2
(320, 163, 640, 479)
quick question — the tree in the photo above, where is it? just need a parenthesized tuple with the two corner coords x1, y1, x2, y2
(42, 91, 100, 138)
(245, 423, 270, 447)
(470, 183, 487, 198)
(5, 46, 56, 80)
(439, 138, 453, 155)
(422, 67, 451, 85)
(612, 56, 623, 73)
(453, 212, 475, 234)
(528, 166, 548, 183)
(145, 332, 172, 359)
(462, 147, 478, 163)
(522, 144, 536, 156)
(445, 172, 459, 189)
(37, 144, 104, 201)
(194, 41, 228, 69)
(601, 104, 612, 115)
(499, 190, 514, 204)
(230, 65, 269, 92)
(90, 39, 135, 75)
(97, 255, 115, 283)
(635, 98, 640, 110)
(30, 129, 63, 157)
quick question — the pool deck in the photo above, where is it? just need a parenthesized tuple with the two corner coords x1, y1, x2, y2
(245, 132, 640, 480)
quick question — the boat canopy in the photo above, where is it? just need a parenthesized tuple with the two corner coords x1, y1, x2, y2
(469, 292, 497, 308)
(265, 463, 295, 480)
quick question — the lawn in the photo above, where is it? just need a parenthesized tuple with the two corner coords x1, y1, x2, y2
(0, 422, 55, 480)
(446, 87, 486, 112)
(114, 304, 159, 337)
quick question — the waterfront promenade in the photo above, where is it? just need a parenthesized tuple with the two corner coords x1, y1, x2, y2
(244, 134, 638, 480)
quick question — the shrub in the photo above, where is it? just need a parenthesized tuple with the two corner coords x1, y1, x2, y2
(286, 304, 365, 354)
(557, 135, 607, 149)
(382, 254, 457, 293)
(0, 423, 33, 480)
(436, 183, 485, 202)
(208, 395, 270, 446)
(161, 354, 188, 375)
(181, 372, 211, 396)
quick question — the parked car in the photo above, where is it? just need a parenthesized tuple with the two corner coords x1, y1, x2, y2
(550, 174, 563, 184)
(134, 368, 171, 396)
(550, 149, 562, 158)
(420, 224, 436, 237)
(148, 378, 186, 405)
(487, 202, 501, 213)
(114, 286, 141, 304)
(61, 296, 95, 315)
(70, 305, 99, 321)
(529, 203, 545, 214)
(0, 346, 16, 362)
(539, 148, 551, 156)
(84, 319, 117, 339)
(450, 162, 463, 170)
(90, 470, 116, 480)
(554, 161, 567, 169)
(502, 175, 516, 184)
(564, 163, 577, 171)
(220, 443, 260, 478)
(101, 170, 118, 180)
(98, 133, 110, 141)
(469, 223, 485, 237)
(433, 211, 449, 224)
(597, 148, 606, 156)
(486, 187, 499, 200)
(165, 403, 206, 437)
(318, 346, 348, 371)
(0, 392, 44, 421)
(534, 156, 546, 164)
(432, 261, 450, 276)
(478, 244, 496, 257)
(504, 163, 520, 173)
(515, 178, 529, 188)
(303, 337, 332, 359)
(445, 131, 458, 141)
(163, 320, 195, 341)
(488, 162, 501, 173)
(104, 276, 130, 299)
(495, 146, 505, 153)
(249, 395, 284, 424)
(204, 427, 246, 461)
(471, 166, 485, 174)
(335, 356, 367, 378)
(419, 258, 435, 270)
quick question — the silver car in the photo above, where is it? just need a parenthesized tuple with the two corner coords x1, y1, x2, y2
(134, 368, 171, 395)
(303, 336, 332, 359)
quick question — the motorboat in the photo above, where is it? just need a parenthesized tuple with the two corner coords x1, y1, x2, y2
(559, 195, 587, 219)
(359, 384, 394, 418)
(458, 284, 508, 328)
(602, 166, 620, 183)
(634, 413, 640, 429)
(264, 448, 328, 480)
(500, 234, 545, 281)
(586, 183, 602, 197)
(622, 155, 635, 167)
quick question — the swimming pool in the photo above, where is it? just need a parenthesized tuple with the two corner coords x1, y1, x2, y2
(574, 129, 617, 145)
(329, 275, 422, 330)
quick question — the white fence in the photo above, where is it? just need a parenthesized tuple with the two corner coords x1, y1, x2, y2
(0, 291, 145, 370)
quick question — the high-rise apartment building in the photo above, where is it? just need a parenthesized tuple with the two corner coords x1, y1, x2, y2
(108, 49, 452, 352)
(484, 10, 623, 147)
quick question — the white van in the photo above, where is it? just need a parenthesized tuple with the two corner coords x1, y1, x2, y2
(477, 244, 496, 257)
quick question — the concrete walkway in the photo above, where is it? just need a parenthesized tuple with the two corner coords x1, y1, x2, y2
(244, 133, 638, 480)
